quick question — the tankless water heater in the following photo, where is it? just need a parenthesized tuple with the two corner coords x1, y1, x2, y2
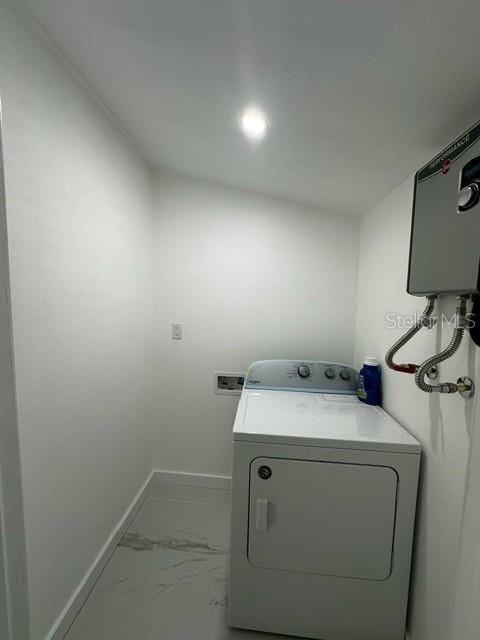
(408, 120, 480, 296)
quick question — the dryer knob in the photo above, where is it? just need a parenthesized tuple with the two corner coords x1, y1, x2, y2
(297, 364, 311, 378)
(325, 367, 336, 379)
(340, 369, 351, 381)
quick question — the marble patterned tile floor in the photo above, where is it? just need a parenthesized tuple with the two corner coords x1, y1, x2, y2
(65, 482, 296, 640)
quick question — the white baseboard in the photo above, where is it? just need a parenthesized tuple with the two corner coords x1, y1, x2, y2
(150, 469, 231, 491)
(44, 470, 154, 640)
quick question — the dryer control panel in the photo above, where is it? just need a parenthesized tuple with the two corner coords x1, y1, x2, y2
(245, 360, 358, 394)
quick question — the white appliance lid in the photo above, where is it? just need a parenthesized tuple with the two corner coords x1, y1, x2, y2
(233, 389, 421, 453)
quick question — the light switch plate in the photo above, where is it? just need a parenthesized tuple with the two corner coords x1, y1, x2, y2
(171, 323, 182, 340)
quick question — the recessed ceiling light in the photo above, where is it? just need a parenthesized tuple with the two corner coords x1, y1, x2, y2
(240, 107, 269, 141)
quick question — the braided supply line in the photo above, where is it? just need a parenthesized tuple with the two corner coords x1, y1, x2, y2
(385, 296, 436, 374)
(415, 296, 472, 394)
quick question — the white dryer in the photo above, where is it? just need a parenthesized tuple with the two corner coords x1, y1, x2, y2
(228, 360, 420, 640)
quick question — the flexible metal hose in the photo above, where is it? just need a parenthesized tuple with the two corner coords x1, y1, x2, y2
(385, 296, 436, 374)
(414, 296, 469, 393)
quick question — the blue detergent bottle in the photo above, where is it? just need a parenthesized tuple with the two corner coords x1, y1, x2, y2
(357, 356, 382, 405)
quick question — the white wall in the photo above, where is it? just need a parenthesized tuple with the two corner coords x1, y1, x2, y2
(449, 404, 480, 640)
(354, 177, 480, 640)
(0, 2, 156, 638)
(153, 172, 360, 475)
(0, 108, 29, 640)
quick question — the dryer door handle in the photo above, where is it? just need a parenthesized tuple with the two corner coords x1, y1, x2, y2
(255, 498, 269, 531)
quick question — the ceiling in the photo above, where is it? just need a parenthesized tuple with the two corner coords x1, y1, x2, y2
(21, 0, 480, 214)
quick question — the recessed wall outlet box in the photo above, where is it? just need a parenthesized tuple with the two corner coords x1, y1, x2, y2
(171, 323, 182, 340)
(214, 372, 245, 396)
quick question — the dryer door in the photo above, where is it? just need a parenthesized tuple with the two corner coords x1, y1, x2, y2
(248, 457, 398, 580)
